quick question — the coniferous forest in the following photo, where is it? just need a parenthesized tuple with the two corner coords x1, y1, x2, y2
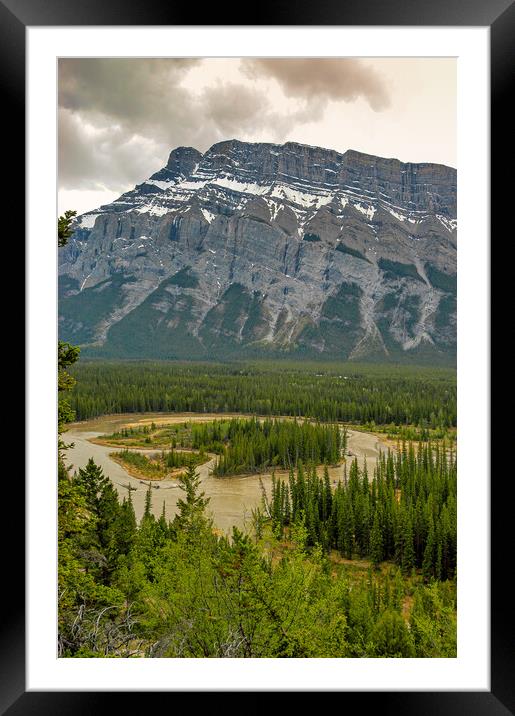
(207, 418, 344, 475)
(267, 444, 456, 581)
(67, 360, 456, 428)
(58, 360, 457, 657)
(57, 213, 457, 660)
(51, 47, 469, 670)
(58, 455, 456, 657)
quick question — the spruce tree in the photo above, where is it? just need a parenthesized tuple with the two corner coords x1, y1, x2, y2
(422, 520, 436, 581)
(400, 509, 415, 575)
(113, 495, 137, 556)
(96, 482, 121, 550)
(174, 464, 211, 535)
(144, 482, 153, 520)
(322, 464, 332, 522)
(370, 509, 384, 568)
(74, 458, 110, 515)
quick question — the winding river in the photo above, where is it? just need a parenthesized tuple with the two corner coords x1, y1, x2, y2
(64, 412, 389, 535)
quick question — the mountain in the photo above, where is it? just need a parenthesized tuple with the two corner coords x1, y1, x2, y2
(58, 139, 457, 363)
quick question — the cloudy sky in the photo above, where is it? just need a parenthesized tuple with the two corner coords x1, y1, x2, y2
(58, 57, 456, 216)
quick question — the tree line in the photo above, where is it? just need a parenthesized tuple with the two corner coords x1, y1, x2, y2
(57, 211, 456, 659)
(67, 360, 456, 428)
(206, 417, 344, 476)
(265, 441, 456, 582)
(58, 455, 456, 658)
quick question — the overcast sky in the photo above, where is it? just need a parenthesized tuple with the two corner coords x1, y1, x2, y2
(58, 57, 456, 216)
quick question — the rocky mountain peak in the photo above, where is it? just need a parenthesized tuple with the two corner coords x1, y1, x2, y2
(165, 145, 203, 174)
(59, 139, 457, 363)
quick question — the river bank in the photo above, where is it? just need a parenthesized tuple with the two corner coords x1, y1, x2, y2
(65, 412, 390, 534)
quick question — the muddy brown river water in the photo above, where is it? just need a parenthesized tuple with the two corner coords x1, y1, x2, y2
(65, 413, 389, 535)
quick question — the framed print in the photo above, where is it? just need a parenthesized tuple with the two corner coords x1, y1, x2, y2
(5, 0, 505, 710)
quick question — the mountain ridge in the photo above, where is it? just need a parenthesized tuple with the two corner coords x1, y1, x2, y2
(59, 139, 457, 364)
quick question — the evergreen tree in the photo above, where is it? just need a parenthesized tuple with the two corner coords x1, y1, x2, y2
(173, 464, 211, 536)
(57, 213, 80, 445)
(74, 458, 110, 515)
(422, 520, 436, 581)
(112, 494, 137, 556)
(58, 209, 77, 247)
(400, 509, 415, 575)
(370, 509, 384, 568)
(144, 483, 153, 520)
(371, 610, 416, 657)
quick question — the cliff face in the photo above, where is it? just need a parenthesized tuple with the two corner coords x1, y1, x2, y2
(58, 139, 457, 362)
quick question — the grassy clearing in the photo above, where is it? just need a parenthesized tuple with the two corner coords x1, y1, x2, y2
(92, 420, 212, 450)
(110, 447, 208, 481)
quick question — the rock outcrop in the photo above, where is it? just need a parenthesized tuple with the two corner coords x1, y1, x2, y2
(59, 139, 457, 362)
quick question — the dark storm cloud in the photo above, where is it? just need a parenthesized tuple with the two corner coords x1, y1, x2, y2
(242, 58, 391, 112)
(58, 59, 204, 190)
(58, 58, 390, 194)
(58, 59, 288, 192)
(59, 58, 200, 137)
(58, 107, 169, 190)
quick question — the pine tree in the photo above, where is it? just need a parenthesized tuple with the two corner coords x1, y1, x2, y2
(58, 209, 77, 247)
(422, 520, 436, 581)
(173, 464, 211, 536)
(370, 509, 383, 568)
(144, 482, 153, 520)
(112, 494, 137, 556)
(74, 458, 110, 515)
(400, 509, 415, 575)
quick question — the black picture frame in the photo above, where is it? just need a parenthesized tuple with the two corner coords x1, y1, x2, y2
(7, 0, 503, 712)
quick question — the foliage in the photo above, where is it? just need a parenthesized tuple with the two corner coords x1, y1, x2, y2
(111, 449, 167, 479)
(357, 421, 457, 445)
(58, 209, 77, 247)
(66, 360, 457, 428)
(58, 341, 81, 436)
(57, 213, 81, 448)
(58, 440, 456, 657)
(205, 417, 344, 476)
(59, 273, 135, 344)
(370, 610, 416, 657)
(109, 447, 207, 480)
(424, 263, 457, 295)
(56, 269, 456, 658)
(378, 258, 425, 283)
(266, 442, 457, 581)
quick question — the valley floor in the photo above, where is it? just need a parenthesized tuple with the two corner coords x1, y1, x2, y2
(65, 412, 389, 533)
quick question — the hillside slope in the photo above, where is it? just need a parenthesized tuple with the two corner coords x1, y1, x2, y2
(58, 139, 457, 362)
